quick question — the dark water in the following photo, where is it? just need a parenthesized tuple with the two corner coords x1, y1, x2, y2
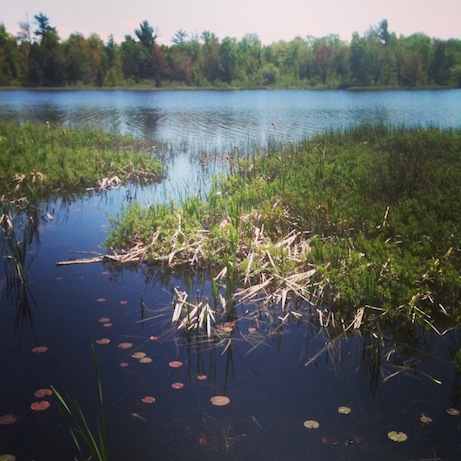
(1, 89, 461, 461)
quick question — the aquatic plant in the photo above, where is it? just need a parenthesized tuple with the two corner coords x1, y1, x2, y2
(52, 345, 108, 461)
(105, 125, 461, 329)
(0, 122, 165, 202)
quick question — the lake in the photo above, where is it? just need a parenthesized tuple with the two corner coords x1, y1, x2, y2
(1, 89, 461, 461)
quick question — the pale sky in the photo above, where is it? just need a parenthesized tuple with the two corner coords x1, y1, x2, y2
(1, 0, 460, 45)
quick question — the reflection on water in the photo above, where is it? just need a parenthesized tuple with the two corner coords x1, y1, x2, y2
(1, 89, 461, 460)
(1, 89, 461, 151)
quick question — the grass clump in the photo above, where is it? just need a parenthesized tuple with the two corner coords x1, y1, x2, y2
(106, 125, 461, 325)
(0, 122, 165, 201)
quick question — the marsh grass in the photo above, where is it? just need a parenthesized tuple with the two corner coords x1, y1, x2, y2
(0, 122, 165, 202)
(107, 125, 461, 329)
(52, 345, 108, 461)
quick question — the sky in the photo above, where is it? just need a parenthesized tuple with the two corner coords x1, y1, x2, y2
(1, 0, 461, 45)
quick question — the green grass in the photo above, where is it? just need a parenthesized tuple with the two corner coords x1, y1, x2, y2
(0, 122, 165, 201)
(106, 125, 461, 326)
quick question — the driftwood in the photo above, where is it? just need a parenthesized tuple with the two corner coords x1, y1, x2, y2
(56, 248, 144, 266)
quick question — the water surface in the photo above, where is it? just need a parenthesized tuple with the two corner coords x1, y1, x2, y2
(1, 89, 461, 461)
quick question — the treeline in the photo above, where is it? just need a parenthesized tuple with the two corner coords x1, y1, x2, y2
(1, 15, 461, 88)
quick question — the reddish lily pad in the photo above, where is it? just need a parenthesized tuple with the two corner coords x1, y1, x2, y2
(98, 317, 110, 323)
(96, 338, 110, 344)
(141, 396, 156, 404)
(34, 388, 53, 398)
(96, 298, 106, 303)
(31, 401, 51, 411)
(447, 408, 460, 416)
(168, 361, 183, 368)
(139, 357, 152, 363)
(210, 395, 230, 406)
(0, 414, 18, 425)
(171, 382, 184, 389)
(197, 374, 207, 381)
(32, 346, 48, 353)
(118, 342, 133, 349)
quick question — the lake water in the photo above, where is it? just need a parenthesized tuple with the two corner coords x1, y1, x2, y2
(1, 89, 461, 461)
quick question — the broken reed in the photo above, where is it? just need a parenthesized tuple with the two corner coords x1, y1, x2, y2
(0, 121, 165, 201)
(106, 124, 461, 327)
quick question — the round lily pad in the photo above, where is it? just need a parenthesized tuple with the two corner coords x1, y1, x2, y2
(34, 388, 53, 398)
(303, 420, 320, 429)
(420, 415, 432, 424)
(447, 407, 460, 416)
(338, 406, 352, 415)
(172, 382, 184, 389)
(96, 338, 110, 344)
(169, 361, 183, 368)
(0, 415, 18, 425)
(0, 454, 16, 461)
(131, 352, 146, 359)
(210, 395, 230, 406)
(141, 396, 156, 404)
(32, 346, 48, 353)
(30, 401, 51, 411)
(118, 342, 133, 349)
(139, 357, 152, 363)
(388, 431, 408, 442)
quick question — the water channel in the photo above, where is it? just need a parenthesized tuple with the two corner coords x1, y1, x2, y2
(1, 89, 461, 460)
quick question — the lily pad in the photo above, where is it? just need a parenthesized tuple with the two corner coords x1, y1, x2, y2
(197, 374, 207, 381)
(32, 346, 48, 353)
(118, 342, 133, 349)
(141, 396, 156, 404)
(447, 407, 460, 416)
(96, 338, 110, 344)
(303, 420, 320, 429)
(168, 361, 183, 368)
(0, 415, 18, 425)
(420, 415, 432, 424)
(98, 317, 110, 323)
(338, 406, 352, 415)
(34, 388, 53, 398)
(30, 401, 51, 411)
(387, 431, 408, 442)
(132, 352, 146, 359)
(210, 395, 230, 406)
(171, 382, 184, 389)
(139, 357, 152, 363)
(0, 455, 16, 461)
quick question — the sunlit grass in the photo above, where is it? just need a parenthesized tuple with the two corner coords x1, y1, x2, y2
(0, 121, 165, 201)
(106, 125, 461, 327)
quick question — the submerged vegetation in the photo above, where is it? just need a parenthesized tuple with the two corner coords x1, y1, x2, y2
(106, 125, 461, 328)
(0, 122, 165, 202)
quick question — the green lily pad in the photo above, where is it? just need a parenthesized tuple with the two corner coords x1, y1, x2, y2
(388, 431, 408, 442)
(338, 406, 351, 414)
(303, 420, 319, 429)
(0, 454, 16, 461)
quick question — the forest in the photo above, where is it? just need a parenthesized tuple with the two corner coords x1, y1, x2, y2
(1, 14, 461, 89)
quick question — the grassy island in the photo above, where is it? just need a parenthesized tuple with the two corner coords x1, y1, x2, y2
(0, 122, 165, 202)
(106, 125, 461, 326)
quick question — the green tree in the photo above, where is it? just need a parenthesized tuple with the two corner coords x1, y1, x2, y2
(219, 36, 238, 84)
(28, 13, 63, 85)
(0, 24, 19, 85)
